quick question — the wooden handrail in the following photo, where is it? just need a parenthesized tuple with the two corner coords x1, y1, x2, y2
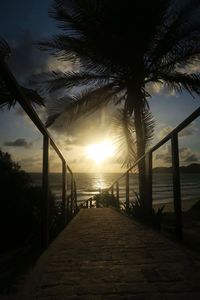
(105, 106, 200, 240)
(0, 58, 78, 249)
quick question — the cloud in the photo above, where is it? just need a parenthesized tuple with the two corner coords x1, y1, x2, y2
(65, 137, 79, 145)
(184, 154, 198, 163)
(154, 145, 172, 164)
(8, 31, 76, 86)
(179, 147, 200, 163)
(4, 138, 33, 149)
(154, 145, 200, 166)
(146, 82, 177, 97)
(158, 122, 198, 139)
(18, 154, 43, 172)
(179, 122, 198, 137)
(146, 82, 164, 95)
(158, 126, 173, 139)
(49, 105, 115, 148)
(19, 156, 41, 164)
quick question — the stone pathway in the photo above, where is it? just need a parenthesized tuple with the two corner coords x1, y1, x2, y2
(20, 208, 200, 299)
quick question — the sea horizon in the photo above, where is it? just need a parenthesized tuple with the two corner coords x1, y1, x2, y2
(29, 172, 200, 211)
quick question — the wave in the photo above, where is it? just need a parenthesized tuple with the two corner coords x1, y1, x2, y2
(29, 172, 200, 204)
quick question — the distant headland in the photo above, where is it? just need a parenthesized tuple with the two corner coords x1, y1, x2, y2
(153, 163, 200, 173)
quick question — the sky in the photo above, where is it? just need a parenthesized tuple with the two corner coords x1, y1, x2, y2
(0, 0, 200, 173)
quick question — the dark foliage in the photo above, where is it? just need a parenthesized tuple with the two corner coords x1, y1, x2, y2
(0, 150, 62, 252)
(127, 192, 165, 230)
(93, 191, 119, 208)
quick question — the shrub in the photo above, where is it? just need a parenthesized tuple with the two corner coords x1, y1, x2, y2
(93, 191, 119, 208)
(0, 149, 62, 252)
(127, 192, 165, 230)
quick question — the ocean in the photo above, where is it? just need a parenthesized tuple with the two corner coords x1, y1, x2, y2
(29, 172, 200, 210)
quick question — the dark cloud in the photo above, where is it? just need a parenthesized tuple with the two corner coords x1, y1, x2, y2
(179, 123, 198, 137)
(8, 32, 49, 84)
(154, 153, 171, 164)
(184, 155, 198, 163)
(155, 146, 200, 166)
(158, 122, 198, 140)
(7, 31, 75, 87)
(179, 147, 200, 163)
(65, 137, 79, 145)
(19, 156, 42, 165)
(4, 138, 33, 149)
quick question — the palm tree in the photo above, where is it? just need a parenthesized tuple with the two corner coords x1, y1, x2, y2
(38, 0, 200, 212)
(0, 39, 44, 109)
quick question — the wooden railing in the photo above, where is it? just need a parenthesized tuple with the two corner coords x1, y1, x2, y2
(0, 59, 77, 250)
(106, 106, 200, 240)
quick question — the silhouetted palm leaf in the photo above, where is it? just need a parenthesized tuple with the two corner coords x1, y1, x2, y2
(160, 72, 200, 96)
(112, 109, 136, 168)
(112, 108, 155, 167)
(0, 38, 10, 60)
(46, 83, 120, 127)
(38, 0, 200, 176)
(31, 70, 110, 93)
(0, 38, 44, 109)
(142, 109, 155, 148)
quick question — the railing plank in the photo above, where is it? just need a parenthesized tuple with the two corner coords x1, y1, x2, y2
(111, 185, 114, 196)
(42, 135, 49, 249)
(126, 172, 130, 213)
(171, 134, 182, 240)
(145, 152, 153, 213)
(116, 181, 119, 207)
(62, 161, 66, 224)
(0, 58, 78, 247)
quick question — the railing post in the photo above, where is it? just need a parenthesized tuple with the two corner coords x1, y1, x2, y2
(71, 175, 74, 216)
(42, 135, 49, 250)
(111, 185, 114, 196)
(116, 181, 119, 208)
(171, 134, 182, 240)
(126, 171, 130, 213)
(74, 181, 77, 212)
(145, 151, 153, 213)
(62, 161, 66, 225)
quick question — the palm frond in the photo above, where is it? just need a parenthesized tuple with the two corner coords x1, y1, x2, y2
(0, 38, 11, 60)
(158, 36, 200, 72)
(46, 83, 119, 127)
(38, 34, 121, 74)
(141, 108, 155, 148)
(31, 70, 110, 93)
(111, 108, 137, 168)
(148, 0, 200, 73)
(159, 71, 200, 96)
(20, 86, 44, 106)
(49, 0, 88, 37)
(0, 79, 15, 109)
(111, 106, 155, 168)
(0, 78, 44, 110)
(46, 95, 74, 127)
(49, 0, 103, 33)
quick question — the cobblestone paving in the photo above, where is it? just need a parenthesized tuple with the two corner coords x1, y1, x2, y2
(20, 208, 200, 300)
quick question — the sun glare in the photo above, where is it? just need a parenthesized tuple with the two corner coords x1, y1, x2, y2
(86, 141, 114, 165)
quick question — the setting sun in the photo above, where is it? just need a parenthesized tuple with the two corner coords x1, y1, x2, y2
(86, 141, 114, 165)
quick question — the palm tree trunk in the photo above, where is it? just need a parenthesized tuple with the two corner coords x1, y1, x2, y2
(134, 100, 146, 209)
(127, 85, 147, 212)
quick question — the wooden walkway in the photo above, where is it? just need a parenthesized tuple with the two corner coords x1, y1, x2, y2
(20, 208, 200, 300)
